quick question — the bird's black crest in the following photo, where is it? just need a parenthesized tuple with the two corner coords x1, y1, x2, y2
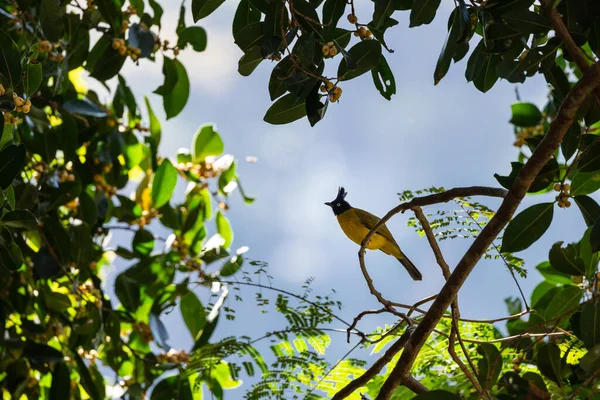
(336, 187, 348, 201)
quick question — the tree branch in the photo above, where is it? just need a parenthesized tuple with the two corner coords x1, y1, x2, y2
(375, 61, 600, 400)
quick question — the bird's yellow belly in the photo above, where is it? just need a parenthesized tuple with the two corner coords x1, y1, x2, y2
(337, 214, 387, 250)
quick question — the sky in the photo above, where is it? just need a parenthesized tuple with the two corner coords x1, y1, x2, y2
(86, 1, 599, 398)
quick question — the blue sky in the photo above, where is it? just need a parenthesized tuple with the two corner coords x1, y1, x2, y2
(88, 1, 599, 397)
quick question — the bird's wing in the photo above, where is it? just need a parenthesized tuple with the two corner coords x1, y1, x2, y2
(354, 208, 397, 243)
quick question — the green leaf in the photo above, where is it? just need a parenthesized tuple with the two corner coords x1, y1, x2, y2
(322, 28, 353, 49)
(77, 192, 97, 226)
(149, 0, 164, 27)
(322, 0, 346, 27)
(128, 23, 155, 58)
(409, 0, 441, 27)
(305, 84, 328, 127)
(549, 241, 585, 276)
(412, 391, 461, 399)
(501, 202, 554, 252)
(487, 0, 534, 16)
(115, 273, 140, 311)
(50, 362, 71, 400)
(216, 211, 233, 248)
(238, 46, 264, 77)
(145, 97, 161, 146)
(0, 235, 23, 271)
(1, 210, 38, 230)
(233, 0, 261, 39)
(373, 0, 396, 30)
(192, 0, 226, 22)
(180, 291, 207, 341)
(580, 303, 600, 348)
(57, 113, 78, 162)
(152, 159, 178, 209)
(292, 0, 322, 33)
(510, 102, 542, 127)
(465, 40, 501, 93)
(62, 99, 107, 117)
(269, 57, 294, 101)
(537, 343, 564, 383)
(193, 124, 225, 162)
(25, 62, 42, 98)
(87, 35, 126, 82)
(160, 57, 190, 120)
(503, 10, 551, 34)
(178, 27, 208, 52)
(234, 22, 264, 51)
(477, 343, 502, 390)
(96, 0, 122, 32)
(589, 20, 600, 55)
(543, 285, 582, 321)
(590, 217, 600, 253)
(0, 30, 21, 88)
(574, 195, 600, 227)
(371, 55, 396, 100)
(264, 94, 307, 125)
(571, 170, 600, 196)
(0, 123, 12, 150)
(578, 141, 600, 173)
(40, 0, 65, 42)
(73, 352, 102, 400)
(561, 123, 581, 160)
(132, 229, 154, 256)
(42, 217, 71, 263)
(338, 40, 382, 80)
(0, 144, 26, 189)
(536, 261, 573, 285)
(43, 288, 72, 312)
(220, 249, 245, 276)
(434, 8, 462, 85)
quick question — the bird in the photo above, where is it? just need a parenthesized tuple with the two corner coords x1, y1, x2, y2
(325, 187, 423, 281)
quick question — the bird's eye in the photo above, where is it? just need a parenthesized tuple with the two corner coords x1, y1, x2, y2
(337, 203, 340, 206)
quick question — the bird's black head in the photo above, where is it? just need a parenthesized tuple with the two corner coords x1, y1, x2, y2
(325, 187, 352, 216)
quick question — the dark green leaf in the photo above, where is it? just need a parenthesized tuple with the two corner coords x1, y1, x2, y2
(487, 0, 534, 16)
(591, 217, 600, 253)
(73, 352, 102, 400)
(338, 40, 382, 80)
(536, 261, 573, 286)
(180, 291, 207, 341)
(323, 0, 346, 28)
(578, 141, 600, 173)
(0, 30, 21, 88)
(549, 241, 586, 275)
(24, 341, 64, 365)
(216, 211, 233, 248)
(0, 144, 25, 189)
(0, 235, 23, 271)
(62, 99, 107, 117)
(477, 343, 502, 390)
(78, 192, 97, 225)
(238, 46, 264, 76)
(371, 54, 396, 100)
(434, 8, 462, 85)
(115, 273, 140, 311)
(465, 40, 501, 92)
(501, 202, 554, 253)
(25, 62, 42, 98)
(233, 0, 261, 40)
(220, 252, 244, 276)
(87, 35, 126, 82)
(57, 113, 77, 162)
(178, 27, 208, 52)
(193, 124, 224, 162)
(149, 0, 164, 27)
(574, 195, 600, 227)
(544, 63, 570, 103)
(162, 58, 190, 119)
(293, 0, 322, 33)
(269, 56, 294, 101)
(561, 123, 581, 160)
(322, 28, 353, 49)
(373, 0, 396, 30)
(264, 93, 307, 125)
(496, 59, 526, 83)
(193, 0, 226, 22)
(49, 362, 71, 400)
(589, 20, 600, 55)
(234, 22, 264, 51)
(409, 0, 442, 27)
(305, 83, 328, 127)
(580, 303, 600, 348)
(1, 210, 38, 230)
(412, 391, 461, 399)
(571, 170, 600, 196)
(152, 159, 178, 209)
(537, 343, 563, 383)
(510, 102, 542, 127)
(96, 0, 122, 32)
(42, 217, 70, 263)
(543, 285, 582, 321)
(43, 288, 72, 312)
(504, 297, 522, 315)
(40, 0, 64, 42)
(133, 229, 154, 256)
(503, 10, 551, 34)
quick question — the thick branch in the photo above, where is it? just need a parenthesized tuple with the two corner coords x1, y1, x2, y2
(375, 62, 600, 400)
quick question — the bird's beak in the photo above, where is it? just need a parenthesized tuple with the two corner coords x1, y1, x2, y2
(324, 202, 332, 207)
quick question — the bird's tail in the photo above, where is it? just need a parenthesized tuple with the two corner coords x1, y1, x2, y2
(396, 253, 423, 281)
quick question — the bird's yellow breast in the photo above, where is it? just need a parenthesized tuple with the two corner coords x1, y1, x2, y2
(336, 209, 387, 250)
